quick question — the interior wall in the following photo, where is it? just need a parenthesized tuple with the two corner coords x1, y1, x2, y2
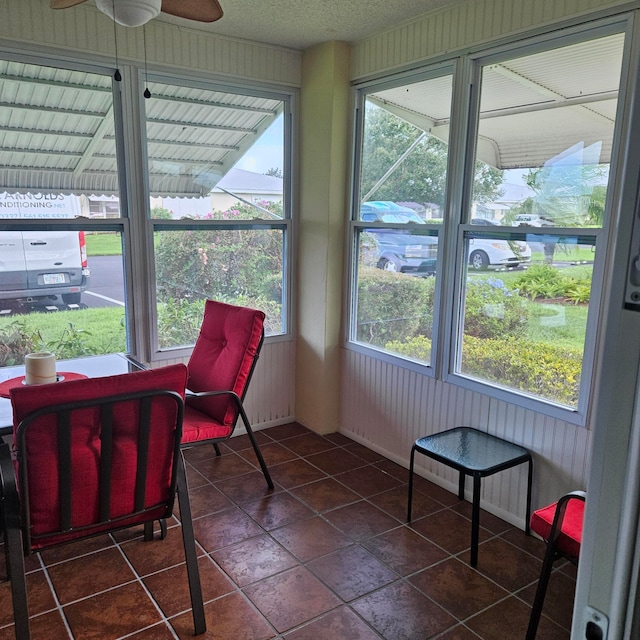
(351, 0, 630, 80)
(341, 0, 628, 522)
(295, 41, 351, 434)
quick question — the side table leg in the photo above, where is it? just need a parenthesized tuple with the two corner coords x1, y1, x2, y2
(471, 474, 481, 567)
(407, 445, 416, 522)
(525, 456, 533, 535)
(458, 470, 465, 500)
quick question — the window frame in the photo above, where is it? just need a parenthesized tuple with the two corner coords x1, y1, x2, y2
(347, 16, 634, 426)
(0, 49, 296, 366)
(136, 70, 295, 361)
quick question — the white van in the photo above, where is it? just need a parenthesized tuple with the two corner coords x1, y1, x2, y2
(0, 231, 90, 305)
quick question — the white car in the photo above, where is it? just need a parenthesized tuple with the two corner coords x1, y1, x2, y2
(469, 218, 532, 270)
(513, 214, 555, 227)
(467, 237, 531, 270)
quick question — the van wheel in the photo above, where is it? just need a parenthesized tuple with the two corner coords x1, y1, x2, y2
(62, 293, 81, 305)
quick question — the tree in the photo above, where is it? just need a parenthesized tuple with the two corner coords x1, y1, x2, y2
(265, 167, 283, 178)
(361, 105, 503, 209)
(523, 163, 608, 226)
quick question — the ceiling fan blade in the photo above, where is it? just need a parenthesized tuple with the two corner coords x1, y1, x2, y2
(161, 0, 223, 22)
(50, 0, 89, 8)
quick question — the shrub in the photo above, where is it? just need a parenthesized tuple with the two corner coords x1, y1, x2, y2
(386, 333, 581, 406)
(155, 202, 283, 302)
(157, 296, 282, 348)
(356, 267, 435, 347)
(463, 277, 528, 339)
(514, 263, 591, 304)
(0, 321, 41, 366)
(461, 335, 581, 406)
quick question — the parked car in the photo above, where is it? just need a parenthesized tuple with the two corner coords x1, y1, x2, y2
(469, 217, 532, 270)
(513, 213, 555, 227)
(361, 203, 437, 275)
(0, 231, 90, 305)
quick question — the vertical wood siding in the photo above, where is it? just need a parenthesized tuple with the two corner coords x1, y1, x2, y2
(0, 0, 301, 86)
(341, 348, 591, 527)
(352, 0, 629, 80)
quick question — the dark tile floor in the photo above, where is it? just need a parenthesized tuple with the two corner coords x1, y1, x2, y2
(0, 422, 576, 639)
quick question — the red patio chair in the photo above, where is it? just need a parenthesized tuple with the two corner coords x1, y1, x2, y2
(1, 364, 205, 639)
(182, 300, 273, 488)
(526, 490, 586, 640)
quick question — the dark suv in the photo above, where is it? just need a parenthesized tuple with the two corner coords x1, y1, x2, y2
(361, 202, 437, 275)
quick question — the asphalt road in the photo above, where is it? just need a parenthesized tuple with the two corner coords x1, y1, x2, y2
(83, 255, 125, 308)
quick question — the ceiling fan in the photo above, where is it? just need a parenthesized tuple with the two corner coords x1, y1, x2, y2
(50, 0, 223, 28)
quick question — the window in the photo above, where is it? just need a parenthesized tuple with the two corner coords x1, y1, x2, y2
(456, 30, 624, 411)
(352, 72, 453, 365)
(143, 78, 290, 352)
(349, 24, 627, 419)
(0, 55, 294, 369)
(0, 58, 128, 366)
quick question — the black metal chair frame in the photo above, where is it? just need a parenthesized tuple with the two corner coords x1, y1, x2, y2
(0, 389, 206, 639)
(184, 331, 274, 489)
(526, 490, 586, 640)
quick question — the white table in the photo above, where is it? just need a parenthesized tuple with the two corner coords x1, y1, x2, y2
(0, 353, 142, 434)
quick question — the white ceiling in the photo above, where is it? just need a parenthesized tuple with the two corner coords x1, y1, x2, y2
(150, 0, 460, 50)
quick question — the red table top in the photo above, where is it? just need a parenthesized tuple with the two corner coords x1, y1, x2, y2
(0, 372, 88, 399)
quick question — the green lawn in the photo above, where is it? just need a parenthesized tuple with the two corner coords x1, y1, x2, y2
(85, 232, 123, 256)
(0, 307, 126, 362)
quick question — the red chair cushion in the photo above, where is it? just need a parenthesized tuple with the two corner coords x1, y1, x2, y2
(182, 405, 233, 443)
(530, 498, 584, 559)
(186, 300, 264, 428)
(10, 364, 187, 548)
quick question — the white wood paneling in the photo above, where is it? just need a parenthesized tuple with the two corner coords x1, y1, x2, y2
(0, 0, 302, 87)
(351, 0, 630, 80)
(341, 348, 591, 528)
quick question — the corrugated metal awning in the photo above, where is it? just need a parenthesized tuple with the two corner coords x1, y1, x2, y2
(369, 32, 623, 170)
(0, 60, 282, 197)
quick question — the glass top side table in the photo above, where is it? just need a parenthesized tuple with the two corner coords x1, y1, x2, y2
(407, 426, 533, 567)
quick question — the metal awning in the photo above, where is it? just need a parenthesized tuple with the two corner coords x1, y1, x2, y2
(0, 60, 282, 197)
(368, 31, 623, 170)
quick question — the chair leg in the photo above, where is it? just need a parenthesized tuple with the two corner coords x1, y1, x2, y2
(176, 453, 206, 635)
(238, 406, 273, 489)
(1, 444, 31, 640)
(213, 443, 221, 457)
(526, 541, 559, 640)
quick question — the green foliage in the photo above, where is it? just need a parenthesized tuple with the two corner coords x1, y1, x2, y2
(514, 264, 591, 303)
(157, 299, 206, 349)
(150, 206, 174, 219)
(0, 309, 126, 365)
(0, 321, 42, 366)
(387, 333, 581, 406)
(154, 202, 283, 308)
(386, 334, 432, 362)
(460, 335, 582, 406)
(360, 105, 503, 209)
(463, 277, 528, 339)
(47, 323, 94, 359)
(356, 267, 435, 348)
(157, 296, 282, 349)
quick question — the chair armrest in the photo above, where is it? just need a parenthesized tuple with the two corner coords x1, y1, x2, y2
(548, 490, 586, 544)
